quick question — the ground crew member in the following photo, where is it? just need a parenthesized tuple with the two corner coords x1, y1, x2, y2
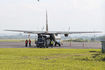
(51, 40, 53, 48)
(47, 39, 50, 46)
(55, 39, 61, 46)
(29, 39, 31, 47)
(25, 39, 28, 47)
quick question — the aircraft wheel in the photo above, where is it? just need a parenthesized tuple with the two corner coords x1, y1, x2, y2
(40, 46, 42, 48)
(43, 46, 45, 48)
(46, 46, 48, 48)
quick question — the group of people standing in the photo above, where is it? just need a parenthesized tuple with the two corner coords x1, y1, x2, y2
(25, 39, 59, 48)
(25, 39, 31, 47)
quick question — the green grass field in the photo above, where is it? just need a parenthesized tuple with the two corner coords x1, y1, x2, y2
(0, 49, 105, 70)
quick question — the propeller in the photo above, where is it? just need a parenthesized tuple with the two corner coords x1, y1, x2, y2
(42, 27, 44, 31)
(37, 28, 39, 31)
(63, 29, 65, 31)
(37, 27, 44, 31)
(63, 27, 70, 31)
(68, 27, 70, 32)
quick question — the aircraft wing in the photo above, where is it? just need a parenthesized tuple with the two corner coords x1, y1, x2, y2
(4, 29, 46, 34)
(4, 30, 102, 34)
(49, 31, 102, 34)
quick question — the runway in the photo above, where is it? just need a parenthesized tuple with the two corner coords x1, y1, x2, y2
(0, 42, 102, 49)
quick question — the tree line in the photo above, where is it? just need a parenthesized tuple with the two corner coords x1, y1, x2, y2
(0, 33, 105, 42)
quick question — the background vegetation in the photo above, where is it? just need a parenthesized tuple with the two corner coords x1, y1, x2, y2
(0, 33, 105, 42)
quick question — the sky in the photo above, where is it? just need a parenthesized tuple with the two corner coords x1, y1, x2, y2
(0, 0, 105, 35)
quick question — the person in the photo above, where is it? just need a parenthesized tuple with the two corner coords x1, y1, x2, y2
(29, 39, 31, 47)
(51, 40, 53, 48)
(47, 39, 50, 46)
(57, 39, 61, 46)
(25, 39, 28, 47)
(55, 39, 61, 46)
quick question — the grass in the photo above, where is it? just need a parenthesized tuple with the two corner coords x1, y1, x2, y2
(0, 49, 105, 70)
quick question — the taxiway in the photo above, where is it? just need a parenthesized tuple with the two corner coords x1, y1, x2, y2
(0, 42, 102, 49)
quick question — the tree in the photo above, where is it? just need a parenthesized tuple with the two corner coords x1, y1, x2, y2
(91, 38, 95, 42)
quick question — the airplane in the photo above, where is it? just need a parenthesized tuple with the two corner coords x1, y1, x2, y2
(4, 10, 102, 47)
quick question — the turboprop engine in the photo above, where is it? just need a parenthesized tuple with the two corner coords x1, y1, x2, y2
(55, 34, 58, 36)
(63, 27, 70, 37)
(64, 34, 68, 37)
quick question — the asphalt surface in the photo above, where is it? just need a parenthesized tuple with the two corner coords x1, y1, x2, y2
(0, 42, 102, 49)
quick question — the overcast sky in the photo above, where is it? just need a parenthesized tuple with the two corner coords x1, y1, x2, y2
(0, 0, 105, 34)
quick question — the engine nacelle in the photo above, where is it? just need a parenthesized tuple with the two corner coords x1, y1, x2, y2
(38, 34, 41, 35)
(55, 34, 58, 36)
(64, 34, 68, 37)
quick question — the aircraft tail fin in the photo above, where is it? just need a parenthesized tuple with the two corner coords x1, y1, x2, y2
(46, 10, 48, 32)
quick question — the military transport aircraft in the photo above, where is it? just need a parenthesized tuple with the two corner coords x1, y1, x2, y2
(4, 10, 102, 44)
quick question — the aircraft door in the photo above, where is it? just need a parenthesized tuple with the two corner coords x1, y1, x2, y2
(50, 34, 55, 41)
